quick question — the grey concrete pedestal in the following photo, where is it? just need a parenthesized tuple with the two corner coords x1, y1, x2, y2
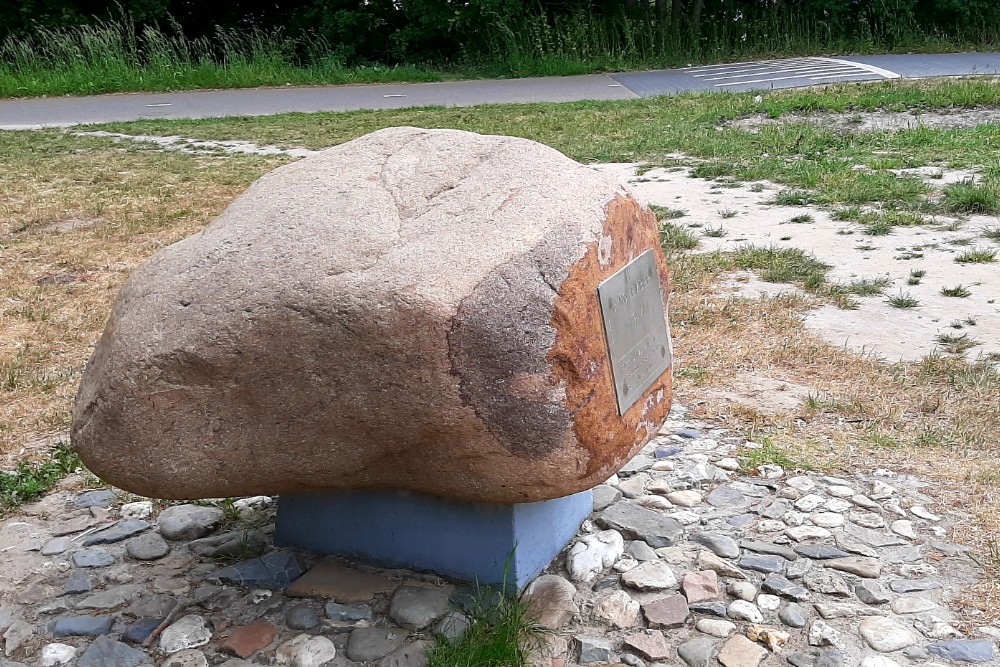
(274, 488, 592, 589)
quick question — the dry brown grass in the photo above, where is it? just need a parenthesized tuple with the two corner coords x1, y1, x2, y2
(0, 131, 285, 469)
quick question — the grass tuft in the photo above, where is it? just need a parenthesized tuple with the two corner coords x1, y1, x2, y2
(1, 443, 81, 513)
(943, 178, 1000, 215)
(935, 332, 981, 355)
(649, 205, 687, 220)
(941, 284, 972, 298)
(845, 276, 891, 297)
(980, 224, 1000, 242)
(731, 245, 829, 287)
(772, 190, 815, 206)
(691, 163, 733, 180)
(660, 223, 699, 251)
(886, 291, 920, 309)
(832, 206, 863, 221)
(427, 585, 544, 667)
(955, 247, 998, 264)
(704, 225, 729, 238)
(863, 219, 893, 236)
(739, 439, 810, 472)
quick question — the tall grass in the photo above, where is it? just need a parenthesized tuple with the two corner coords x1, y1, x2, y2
(478, 10, 839, 76)
(0, 20, 446, 97)
(473, 5, 998, 77)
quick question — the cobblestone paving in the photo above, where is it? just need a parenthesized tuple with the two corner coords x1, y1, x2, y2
(0, 401, 995, 667)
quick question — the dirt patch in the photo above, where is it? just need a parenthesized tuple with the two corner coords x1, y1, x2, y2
(700, 373, 815, 415)
(714, 270, 806, 300)
(730, 107, 1000, 133)
(41, 218, 96, 234)
(75, 131, 319, 157)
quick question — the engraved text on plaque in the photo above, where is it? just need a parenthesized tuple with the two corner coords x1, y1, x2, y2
(597, 249, 672, 415)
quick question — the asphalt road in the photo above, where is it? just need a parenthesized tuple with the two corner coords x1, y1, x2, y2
(1, 52, 998, 129)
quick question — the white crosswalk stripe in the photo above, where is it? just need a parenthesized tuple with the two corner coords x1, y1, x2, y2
(682, 57, 900, 87)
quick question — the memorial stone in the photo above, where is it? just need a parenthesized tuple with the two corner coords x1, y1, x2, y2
(71, 127, 673, 586)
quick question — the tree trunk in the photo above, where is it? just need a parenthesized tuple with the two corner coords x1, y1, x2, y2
(690, 0, 704, 32)
(671, 0, 683, 30)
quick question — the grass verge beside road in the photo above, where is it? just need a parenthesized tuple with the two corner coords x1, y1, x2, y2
(3, 77, 1000, 610)
(2, 16, 998, 98)
(93, 77, 1000, 211)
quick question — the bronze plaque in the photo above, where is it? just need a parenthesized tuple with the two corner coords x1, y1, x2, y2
(597, 249, 672, 415)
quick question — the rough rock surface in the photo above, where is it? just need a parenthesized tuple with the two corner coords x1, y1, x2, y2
(71, 127, 673, 503)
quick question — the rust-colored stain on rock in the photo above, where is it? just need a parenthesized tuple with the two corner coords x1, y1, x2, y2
(549, 195, 673, 477)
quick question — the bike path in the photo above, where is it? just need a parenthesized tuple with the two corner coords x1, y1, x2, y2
(1, 52, 997, 129)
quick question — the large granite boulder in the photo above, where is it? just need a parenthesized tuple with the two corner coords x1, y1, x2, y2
(72, 127, 672, 503)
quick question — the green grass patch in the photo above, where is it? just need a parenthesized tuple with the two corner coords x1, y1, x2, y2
(832, 206, 864, 221)
(863, 219, 893, 236)
(955, 247, 998, 264)
(730, 246, 830, 288)
(935, 332, 981, 354)
(649, 205, 687, 220)
(691, 163, 735, 180)
(704, 225, 728, 238)
(665, 244, 829, 293)
(941, 284, 972, 297)
(886, 291, 920, 308)
(1, 443, 81, 513)
(772, 190, 815, 206)
(676, 366, 710, 383)
(943, 178, 1000, 215)
(980, 224, 1000, 242)
(820, 276, 891, 309)
(427, 585, 543, 667)
(739, 439, 810, 472)
(660, 223, 700, 251)
(844, 276, 892, 297)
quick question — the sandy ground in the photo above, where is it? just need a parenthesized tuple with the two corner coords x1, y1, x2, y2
(592, 163, 1000, 363)
(730, 107, 1000, 133)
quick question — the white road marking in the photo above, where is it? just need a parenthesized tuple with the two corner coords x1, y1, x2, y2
(144, 103, 173, 107)
(701, 66, 862, 82)
(682, 56, 900, 87)
(817, 57, 902, 79)
(691, 60, 830, 77)
(683, 57, 814, 72)
(383, 94, 407, 98)
(714, 71, 873, 86)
